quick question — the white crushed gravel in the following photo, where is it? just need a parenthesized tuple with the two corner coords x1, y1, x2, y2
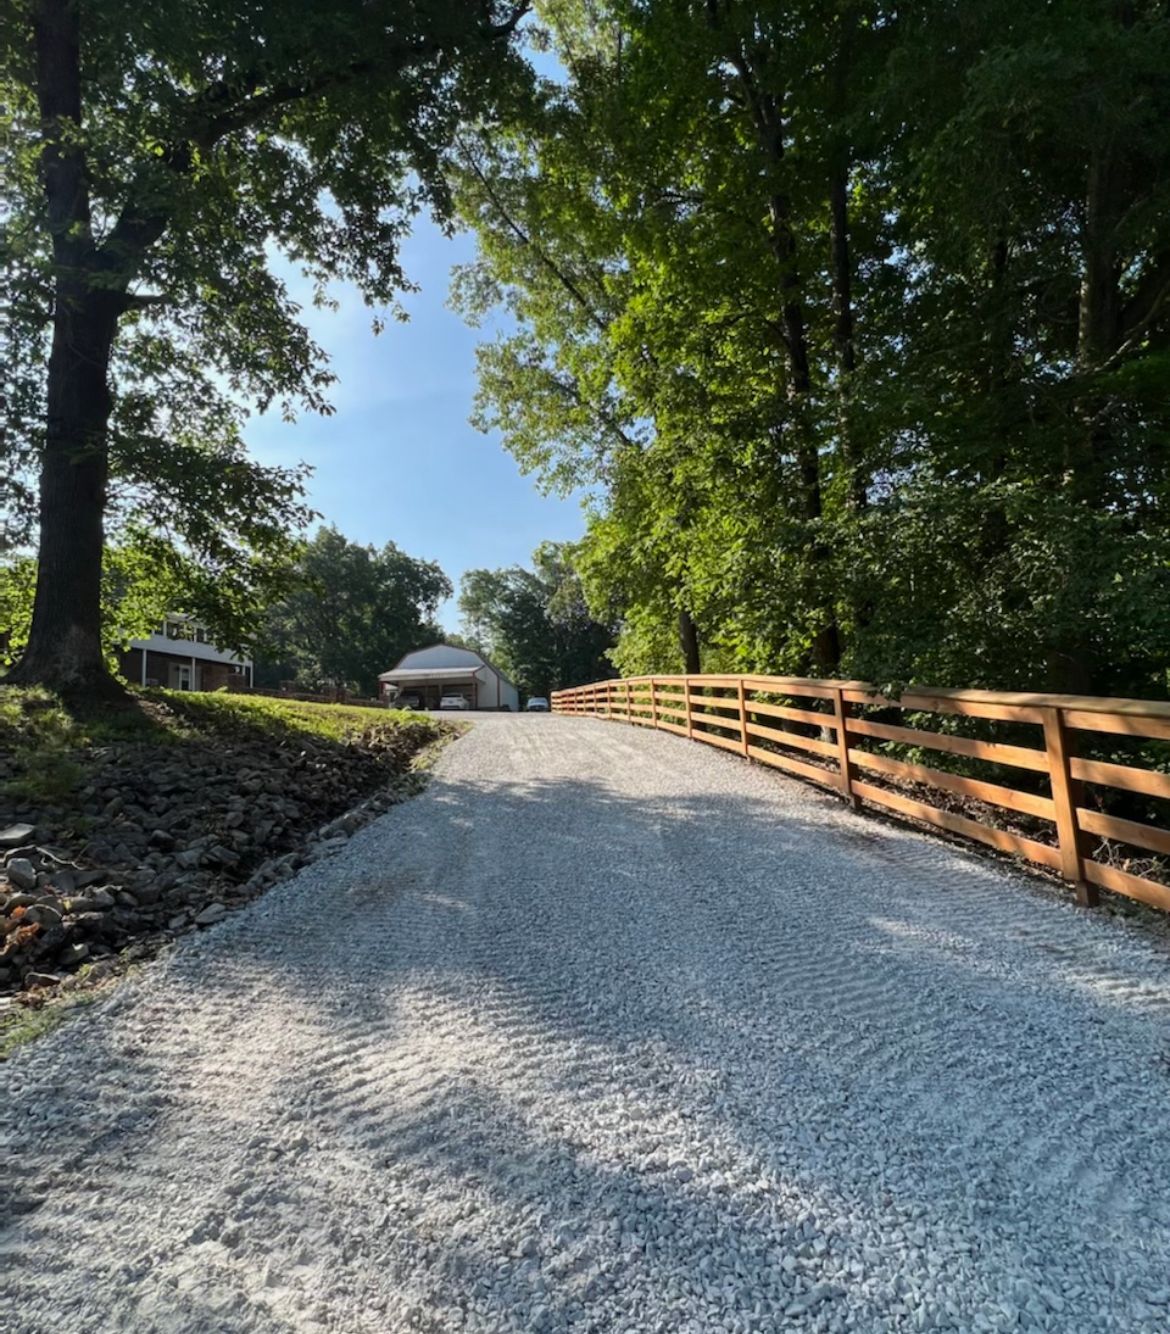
(2, 714, 1170, 1333)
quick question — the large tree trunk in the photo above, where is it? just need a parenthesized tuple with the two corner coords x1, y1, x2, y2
(9, 0, 122, 694)
(8, 294, 119, 692)
(772, 189, 840, 675)
(829, 165, 856, 460)
(720, 36, 840, 675)
(828, 7, 865, 517)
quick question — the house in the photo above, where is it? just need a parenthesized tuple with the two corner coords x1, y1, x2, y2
(378, 644, 519, 711)
(118, 617, 253, 692)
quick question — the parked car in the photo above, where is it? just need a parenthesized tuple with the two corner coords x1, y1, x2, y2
(525, 697, 550, 712)
(391, 692, 421, 711)
(439, 694, 471, 710)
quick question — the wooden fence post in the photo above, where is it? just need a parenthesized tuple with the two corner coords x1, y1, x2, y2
(685, 677, 694, 740)
(1043, 706, 1097, 906)
(625, 679, 633, 723)
(737, 678, 750, 757)
(651, 678, 659, 728)
(832, 686, 860, 810)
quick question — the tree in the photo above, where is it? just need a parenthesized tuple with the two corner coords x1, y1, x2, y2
(455, 0, 1170, 697)
(256, 526, 450, 696)
(458, 542, 614, 696)
(2, 535, 301, 674)
(1, 0, 530, 693)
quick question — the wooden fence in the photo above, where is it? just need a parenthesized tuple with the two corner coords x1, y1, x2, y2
(550, 675, 1170, 915)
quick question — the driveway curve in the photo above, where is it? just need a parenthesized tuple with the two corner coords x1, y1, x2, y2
(3, 714, 1170, 1333)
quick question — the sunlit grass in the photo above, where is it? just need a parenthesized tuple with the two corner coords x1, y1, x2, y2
(0, 684, 441, 804)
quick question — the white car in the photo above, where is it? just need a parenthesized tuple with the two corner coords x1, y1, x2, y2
(525, 697, 550, 712)
(439, 694, 471, 710)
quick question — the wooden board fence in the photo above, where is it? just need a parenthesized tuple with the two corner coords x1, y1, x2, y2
(550, 675, 1170, 915)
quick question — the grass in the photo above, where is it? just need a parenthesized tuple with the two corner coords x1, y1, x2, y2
(159, 690, 431, 743)
(0, 684, 441, 804)
(0, 984, 108, 1060)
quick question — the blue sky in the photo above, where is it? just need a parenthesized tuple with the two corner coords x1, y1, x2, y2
(245, 220, 585, 632)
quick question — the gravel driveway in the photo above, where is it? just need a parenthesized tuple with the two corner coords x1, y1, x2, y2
(3, 714, 1170, 1333)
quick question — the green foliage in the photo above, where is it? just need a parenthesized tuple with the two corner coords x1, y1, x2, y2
(455, 0, 1170, 697)
(0, 997, 78, 1061)
(255, 526, 451, 697)
(458, 542, 615, 695)
(1, 536, 300, 671)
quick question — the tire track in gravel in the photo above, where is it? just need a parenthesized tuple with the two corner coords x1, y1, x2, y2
(2, 714, 1170, 1333)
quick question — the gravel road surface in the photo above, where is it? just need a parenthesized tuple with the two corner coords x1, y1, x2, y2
(3, 714, 1170, 1333)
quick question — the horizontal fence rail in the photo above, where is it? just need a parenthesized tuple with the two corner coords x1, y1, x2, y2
(550, 675, 1170, 915)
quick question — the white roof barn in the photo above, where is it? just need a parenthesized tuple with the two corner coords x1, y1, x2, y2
(378, 644, 519, 711)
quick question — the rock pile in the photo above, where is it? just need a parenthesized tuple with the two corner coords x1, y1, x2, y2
(1, 718, 441, 993)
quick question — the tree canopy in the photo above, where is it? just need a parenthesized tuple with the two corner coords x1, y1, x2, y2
(255, 526, 450, 697)
(1, 0, 530, 691)
(454, 0, 1170, 697)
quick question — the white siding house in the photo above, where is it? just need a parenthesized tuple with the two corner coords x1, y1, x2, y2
(119, 617, 252, 691)
(378, 645, 519, 711)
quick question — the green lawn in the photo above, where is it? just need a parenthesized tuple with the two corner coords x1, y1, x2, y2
(0, 685, 441, 805)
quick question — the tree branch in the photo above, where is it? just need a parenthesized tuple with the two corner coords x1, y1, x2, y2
(33, 0, 92, 267)
(458, 135, 613, 336)
(98, 9, 525, 282)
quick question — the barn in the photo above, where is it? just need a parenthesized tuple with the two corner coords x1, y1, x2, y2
(378, 644, 520, 711)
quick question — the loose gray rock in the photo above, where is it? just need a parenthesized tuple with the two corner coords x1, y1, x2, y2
(193, 902, 228, 926)
(61, 897, 107, 915)
(48, 870, 76, 896)
(23, 972, 61, 989)
(5, 858, 37, 892)
(56, 942, 88, 967)
(2, 893, 40, 911)
(0, 824, 35, 849)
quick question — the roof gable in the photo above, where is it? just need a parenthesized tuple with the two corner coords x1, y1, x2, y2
(394, 644, 486, 670)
